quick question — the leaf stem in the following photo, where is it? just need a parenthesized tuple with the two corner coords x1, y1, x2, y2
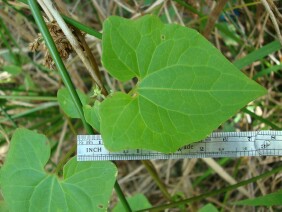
(62, 14, 102, 40)
(73, 28, 108, 96)
(54, 142, 76, 174)
(114, 181, 132, 212)
(142, 161, 173, 201)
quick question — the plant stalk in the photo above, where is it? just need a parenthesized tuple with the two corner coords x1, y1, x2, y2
(62, 14, 102, 39)
(142, 160, 173, 201)
(114, 181, 132, 212)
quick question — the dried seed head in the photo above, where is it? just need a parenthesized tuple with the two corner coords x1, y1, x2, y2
(29, 20, 74, 69)
(29, 37, 41, 52)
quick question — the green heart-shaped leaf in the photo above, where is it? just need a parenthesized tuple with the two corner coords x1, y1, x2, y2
(0, 128, 117, 212)
(100, 15, 266, 153)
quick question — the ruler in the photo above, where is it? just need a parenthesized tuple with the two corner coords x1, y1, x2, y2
(77, 131, 282, 161)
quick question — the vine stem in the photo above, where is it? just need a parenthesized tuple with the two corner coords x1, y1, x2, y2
(27, 1, 131, 211)
(142, 161, 173, 201)
(54, 143, 76, 174)
(62, 14, 102, 39)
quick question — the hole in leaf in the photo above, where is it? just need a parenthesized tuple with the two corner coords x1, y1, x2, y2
(161, 34, 165, 40)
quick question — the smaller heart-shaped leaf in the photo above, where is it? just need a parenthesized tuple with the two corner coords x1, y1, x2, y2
(0, 128, 117, 212)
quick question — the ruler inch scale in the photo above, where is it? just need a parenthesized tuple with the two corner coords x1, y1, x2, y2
(77, 131, 282, 161)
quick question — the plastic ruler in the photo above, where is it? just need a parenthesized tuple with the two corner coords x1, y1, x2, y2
(77, 131, 282, 161)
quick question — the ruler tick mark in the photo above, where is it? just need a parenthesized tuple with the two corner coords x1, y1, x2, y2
(77, 131, 282, 161)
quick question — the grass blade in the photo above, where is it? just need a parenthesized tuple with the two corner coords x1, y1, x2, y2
(234, 40, 282, 69)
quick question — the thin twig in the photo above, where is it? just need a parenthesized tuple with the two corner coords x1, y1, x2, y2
(53, 120, 68, 164)
(261, 0, 282, 46)
(38, 0, 53, 21)
(54, 142, 76, 174)
(73, 29, 108, 95)
(202, 158, 251, 198)
(113, 0, 135, 14)
(202, 0, 228, 39)
(266, 0, 282, 22)
(164, 1, 172, 23)
(171, 1, 185, 26)
(131, 0, 165, 19)
(91, 0, 107, 20)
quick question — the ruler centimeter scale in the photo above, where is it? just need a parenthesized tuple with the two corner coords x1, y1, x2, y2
(77, 131, 282, 161)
